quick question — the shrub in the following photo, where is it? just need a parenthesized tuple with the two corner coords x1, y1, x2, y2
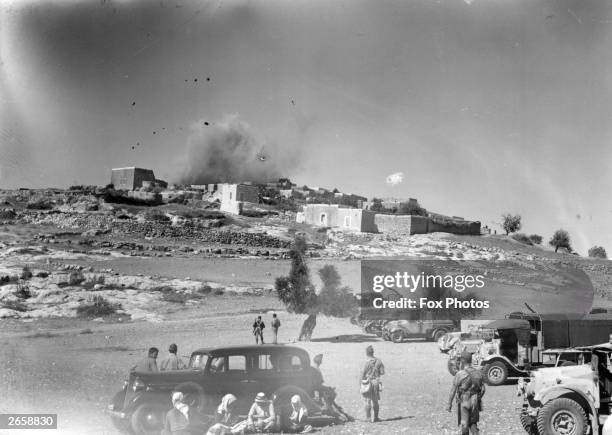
(529, 234, 543, 245)
(0, 208, 16, 219)
(26, 199, 53, 210)
(588, 246, 608, 259)
(20, 266, 33, 280)
(196, 285, 213, 295)
(76, 295, 120, 318)
(501, 214, 521, 235)
(511, 233, 533, 245)
(549, 229, 571, 253)
(14, 283, 32, 299)
(143, 210, 170, 222)
(3, 299, 28, 312)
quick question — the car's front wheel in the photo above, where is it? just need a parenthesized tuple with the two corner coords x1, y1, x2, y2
(432, 329, 447, 342)
(484, 361, 508, 386)
(130, 403, 167, 435)
(536, 397, 588, 435)
(391, 330, 404, 343)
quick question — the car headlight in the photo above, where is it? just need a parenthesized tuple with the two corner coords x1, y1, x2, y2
(132, 378, 145, 392)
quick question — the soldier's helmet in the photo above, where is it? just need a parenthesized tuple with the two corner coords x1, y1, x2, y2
(460, 350, 473, 364)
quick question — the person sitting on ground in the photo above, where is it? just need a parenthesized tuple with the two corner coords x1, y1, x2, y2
(132, 347, 159, 372)
(206, 394, 246, 435)
(286, 395, 313, 433)
(247, 392, 276, 432)
(162, 392, 191, 435)
(160, 343, 186, 371)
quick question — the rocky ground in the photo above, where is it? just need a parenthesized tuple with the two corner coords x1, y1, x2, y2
(1, 189, 611, 434)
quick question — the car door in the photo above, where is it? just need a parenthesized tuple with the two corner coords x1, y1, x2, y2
(206, 353, 255, 415)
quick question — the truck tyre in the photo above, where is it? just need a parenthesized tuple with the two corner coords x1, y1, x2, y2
(484, 361, 508, 386)
(432, 329, 447, 342)
(520, 412, 538, 435)
(130, 403, 167, 435)
(447, 358, 459, 376)
(536, 397, 588, 435)
(391, 330, 404, 343)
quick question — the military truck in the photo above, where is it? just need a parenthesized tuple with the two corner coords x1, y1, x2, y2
(517, 342, 612, 435)
(448, 312, 612, 386)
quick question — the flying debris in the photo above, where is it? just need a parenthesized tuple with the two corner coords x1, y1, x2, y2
(386, 172, 404, 186)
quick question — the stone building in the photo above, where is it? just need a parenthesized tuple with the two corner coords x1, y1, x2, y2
(111, 167, 156, 190)
(300, 204, 377, 232)
(219, 183, 259, 214)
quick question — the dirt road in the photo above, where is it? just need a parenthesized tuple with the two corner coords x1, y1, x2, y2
(0, 309, 523, 435)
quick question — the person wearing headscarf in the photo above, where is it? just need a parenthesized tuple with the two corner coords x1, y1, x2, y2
(247, 392, 276, 432)
(161, 391, 191, 435)
(287, 395, 313, 433)
(206, 394, 244, 435)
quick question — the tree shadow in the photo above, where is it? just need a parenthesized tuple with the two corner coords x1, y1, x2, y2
(381, 416, 413, 422)
(310, 334, 381, 343)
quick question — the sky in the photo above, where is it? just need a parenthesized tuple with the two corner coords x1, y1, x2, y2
(1, 0, 611, 255)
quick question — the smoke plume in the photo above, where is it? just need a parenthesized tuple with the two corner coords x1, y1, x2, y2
(386, 172, 404, 187)
(174, 115, 296, 185)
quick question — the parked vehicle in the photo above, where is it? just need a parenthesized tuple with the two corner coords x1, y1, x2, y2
(449, 312, 612, 386)
(438, 329, 495, 353)
(106, 345, 324, 435)
(517, 342, 612, 435)
(382, 316, 456, 343)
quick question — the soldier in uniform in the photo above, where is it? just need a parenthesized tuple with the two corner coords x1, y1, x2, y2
(360, 345, 385, 423)
(447, 351, 485, 435)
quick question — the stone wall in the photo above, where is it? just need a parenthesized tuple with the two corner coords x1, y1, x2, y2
(373, 214, 480, 236)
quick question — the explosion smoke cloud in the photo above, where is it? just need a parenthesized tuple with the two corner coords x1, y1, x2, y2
(386, 172, 404, 186)
(174, 115, 296, 185)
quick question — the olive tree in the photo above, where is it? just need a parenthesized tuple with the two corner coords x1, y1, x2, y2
(588, 246, 607, 259)
(275, 237, 358, 340)
(501, 214, 522, 235)
(549, 229, 571, 253)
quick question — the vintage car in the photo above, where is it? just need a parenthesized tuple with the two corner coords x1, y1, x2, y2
(382, 318, 456, 343)
(106, 344, 325, 435)
(517, 342, 612, 435)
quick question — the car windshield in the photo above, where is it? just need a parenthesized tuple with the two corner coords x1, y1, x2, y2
(188, 353, 209, 370)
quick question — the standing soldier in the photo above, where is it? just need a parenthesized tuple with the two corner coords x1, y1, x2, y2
(360, 345, 384, 423)
(253, 316, 266, 344)
(447, 351, 485, 435)
(271, 313, 281, 344)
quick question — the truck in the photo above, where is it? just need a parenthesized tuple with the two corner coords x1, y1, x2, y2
(449, 312, 612, 385)
(517, 342, 612, 435)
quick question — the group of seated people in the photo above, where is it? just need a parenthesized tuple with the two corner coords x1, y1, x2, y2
(162, 391, 313, 435)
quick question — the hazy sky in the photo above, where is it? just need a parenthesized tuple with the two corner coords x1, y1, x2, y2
(1, 0, 611, 255)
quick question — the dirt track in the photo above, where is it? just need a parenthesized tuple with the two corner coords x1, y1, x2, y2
(0, 307, 523, 435)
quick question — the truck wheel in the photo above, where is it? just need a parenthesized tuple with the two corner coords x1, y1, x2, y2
(447, 358, 459, 376)
(391, 331, 404, 343)
(520, 412, 538, 435)
(536, 397, 587, 435)
(484, 361, 508, 386)
(130, 403, 167, 435)
(432, 329, 447, 342)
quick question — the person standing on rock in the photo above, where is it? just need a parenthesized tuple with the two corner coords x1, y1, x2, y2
(253, 316, 266, 344)
(160, 344, 186, 371)
(271, 313, 281, 344)
(447, 351, 485, 435)
(132, 347, 159, 372)
(360, 345, 384, 423)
